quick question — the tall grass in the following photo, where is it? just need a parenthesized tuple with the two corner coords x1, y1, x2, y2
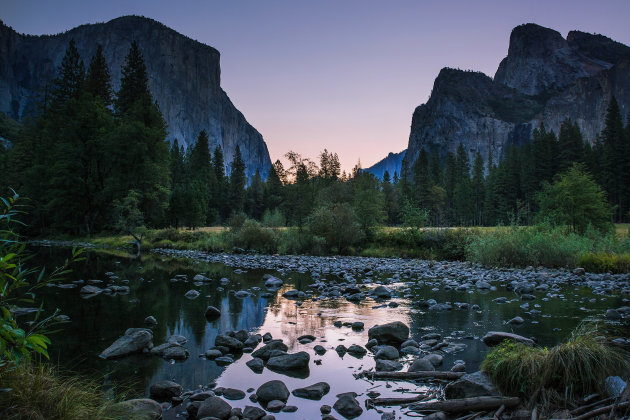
(0, 363, 128, 420)
(465, 223, 621, 268)
(482, 323, 629, 404)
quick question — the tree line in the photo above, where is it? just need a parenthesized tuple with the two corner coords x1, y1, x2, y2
(0, 39, 627, 238)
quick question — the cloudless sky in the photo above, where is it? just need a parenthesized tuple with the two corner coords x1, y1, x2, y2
(2, 0, 630, 171)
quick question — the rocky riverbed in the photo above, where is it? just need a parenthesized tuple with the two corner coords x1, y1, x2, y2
(31, 247, 630, 419)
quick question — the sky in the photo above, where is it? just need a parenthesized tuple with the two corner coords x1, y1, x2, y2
(2, 0, 630, 172)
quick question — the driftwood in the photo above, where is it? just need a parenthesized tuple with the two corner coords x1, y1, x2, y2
(368, 394, 430, 406)
(493, 404, 505, 419)
(361, 371, 465, 381)
(409, 396, 520, 414)
(571, 400, 630, 420)
(568, 397, 614, 416)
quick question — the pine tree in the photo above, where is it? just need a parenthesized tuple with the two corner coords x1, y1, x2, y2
(229, 145, 246, 214)
(50, 38, 84, 112)
(115, 41, 150, 116)
(412, 149, 431, 208)
(264, 160, 285, 212)
(245, 170, 265, 219)
(168, 139, 186, 228)
(212, 146, 229, 219)
(558, 119, 584, 172)
(601, 97, 626, 220)
(85, 44, 112, 106)
(471, 151, 485, 225)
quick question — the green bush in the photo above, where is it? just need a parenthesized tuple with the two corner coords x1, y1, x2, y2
(466, 224, 592, 268)
(261, 209, 286, 228)
(231, 219, 277, 253)
(578, 252, 630, 273)
(307, 203, 364, 254)
(368, 228, 477, 260)
(277, 228, 326, 255)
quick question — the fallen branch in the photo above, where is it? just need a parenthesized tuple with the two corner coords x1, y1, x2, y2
(361, 371, 465, 381)
(493, 404, 505, 420)
(409, 396, 520, 414)
(568, 397, 614, 416)
(368, 394, 430, 406)
(572, 400, 630, 420)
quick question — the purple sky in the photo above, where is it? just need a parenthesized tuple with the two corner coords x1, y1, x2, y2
(2, 1, 630, 172)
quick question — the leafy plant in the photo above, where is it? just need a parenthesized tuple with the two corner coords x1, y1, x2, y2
(0, 191, 83, 367)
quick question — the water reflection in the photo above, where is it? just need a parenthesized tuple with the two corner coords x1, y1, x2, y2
(34, 247, 626, 419)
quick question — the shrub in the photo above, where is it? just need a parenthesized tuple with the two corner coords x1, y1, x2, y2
(231, 219, 277, 253)
(261, 209, 286, 228)
(578, 252, 630, 273)
(277, 228, 326, 255)
(307, 203, 364, 253)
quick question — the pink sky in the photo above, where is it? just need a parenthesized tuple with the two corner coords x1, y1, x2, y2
(2, 0, 630, 172)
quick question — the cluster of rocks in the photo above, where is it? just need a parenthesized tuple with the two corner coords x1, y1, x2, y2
(57, 271, 133, 297)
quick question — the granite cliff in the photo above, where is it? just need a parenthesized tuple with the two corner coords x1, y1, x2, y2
(365, 150, 406, 180)
(404, 23, 630, 170)
(0, 15, 271, 178)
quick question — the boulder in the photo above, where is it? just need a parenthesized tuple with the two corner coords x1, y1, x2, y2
(80, 285, 102, 295)
(222, 388, 246, 400)
(149, 380, 182, 401)
(266, 400, 285, 412)
(108, 398, 162, 420)
(292, 382, 330, 400)
(605, 376, 627, 398)
(256, 380, 290, 403)
(144, 316, 157, 326)
(481, 331, 534, 347)
(99, 329, 152, 359)
(252, 340, 288, 360)
(375, 345, 399, 360)
(375, 359, 403, 372)
(333, 392, 363, 419)
(346, 344, 367, 356)
(371, 285, 392, 298)
(197, 396, 232, 419)
(408, 358, 435, 372)
(368, 322, 409, 345)
(184, 289, 200, 299)
(243, 405, 266, 420)
(215, 334, 244, 351)
(264, 276, 283, 288)
(246, 357, 265, 373)
(205, 306, 221, 321)
(444, 371, 500, 399)
(163, 345, 189, 360)
(267, 351, 310, 371)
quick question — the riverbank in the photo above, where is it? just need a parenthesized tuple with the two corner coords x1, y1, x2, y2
(34, 222, 630, 273)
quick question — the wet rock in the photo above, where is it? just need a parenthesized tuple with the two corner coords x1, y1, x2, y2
(335, 345, 347, 357)
(184, 289, 200, 299)
(144, 315, 157, 326)
(246, 357, 265, 373)
(375, 345, 399, 360)
(282, 405, 298, 412)
(80, 285, 102, 295)
(197, 396, 232, 419)
(267, 351, 310, 371)
(261, 416, 276, 420)
(606, 309, 622, 320)
(507, 316, 525, 325)
(451, 363, 466, 372)
(190, 391, 216, 401)
(482, 331, 534, 347)
(149, 380, 182, 401)
(222, 388, 246, 400)
(401, 339, 419, 348)
(424, 353, 443, 367)
(605, 376, 627, 398)
(314, 345, 327, 355)
(234, 290, 249, 298)
(368, 321, 409, 345)
(252, 340, 288, 360)
(215, 334, 244, 351)
(292, 382, 330, 400)
(215, 356, 234, 365)
(365, 338, 378, 349)
(282, 289, 300, 298)
(163, 345, 189, 360)
(333, 392, 363, 419)
(243, 405, 266, 420)
(375, 359, 403, 372)
(351, 321, 364, 330)
(193, 274, 210, 281)
(476, 280, 491, 289)
(444, 371, 500, 399)
(266, 399, 285, 412)
(321, 404, 332, 414)
(422, 412, 446, 420)
(371, 285, 393, 298)
(263, 332, 273, 342)
(264, 275, 283, 288)
(346, 344, 367, 356)
(408, 358, 435, 372)
(205, 348, 223, 359)
(256, 380, 290, 403)
(205, 306, 221, 321)
(108, 398, 162, 419)
(381, 412, 395, 420)
(99, 328, 152, 359)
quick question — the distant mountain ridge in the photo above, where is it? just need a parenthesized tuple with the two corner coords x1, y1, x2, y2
(404, 23, 630, 170)
(365, 150, 406, 180)
(0, 15, 271, 178)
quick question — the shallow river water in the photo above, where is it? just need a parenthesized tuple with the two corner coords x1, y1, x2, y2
(32, 247, 628, 419)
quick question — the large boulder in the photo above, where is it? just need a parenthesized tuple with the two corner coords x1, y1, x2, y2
(256, 380, 290, 403)
(149, 380, 182, 401)
(108, 398, 162, 420)
(375, 345, 399, 360)
(333, 392, 363, 419)
(375, 359, 403, 372)
(267, 351, 310, 371)
(367, 322, 409, 345)
(205, 306, 221, 321)
(99, 329, 152, 359)
(408, 358, 435, 372)
(264, 275, 283, 288)
(481, 331, 534, 347)
(292, 382, 330, 400)
(444, 371, 500, 399)
(215, 334, 244, 351)
(197, 396, 232, 419)
(243, 405, 267, 420)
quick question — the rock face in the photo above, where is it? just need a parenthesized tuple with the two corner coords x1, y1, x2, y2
(0, 16, 271, 178)
(365, 150, 407, 180)
(404, 23, 630, 170)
